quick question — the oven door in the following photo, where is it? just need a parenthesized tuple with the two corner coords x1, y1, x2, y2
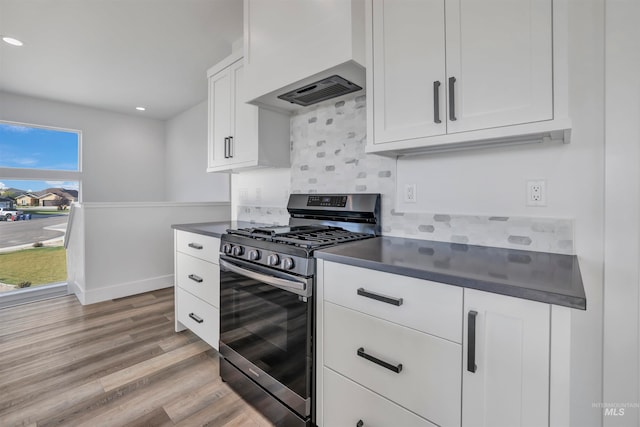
(219, 255, 313, 418)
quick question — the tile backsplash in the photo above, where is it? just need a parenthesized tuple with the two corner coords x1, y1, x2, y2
(289, 95, 397, 218)
(236, 92, 575, 254)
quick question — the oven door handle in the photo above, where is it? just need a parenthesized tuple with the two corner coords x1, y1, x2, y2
(219, 258, 312, 298)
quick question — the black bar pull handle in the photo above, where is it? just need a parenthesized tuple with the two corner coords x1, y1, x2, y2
(189, 313, 204, 324)
(433, 80, 442, 123)
(448, 76, 457, 121)
(228, 135, 234, 158)
(467, 310, 478, 373)
(357, 288, 403, 306)
(357, 347, 403, 374)
(223, 137, 229, 158)
(356, 421, 364, 427)
(188, 274, 203, 283)
(188, 242, 203, 250)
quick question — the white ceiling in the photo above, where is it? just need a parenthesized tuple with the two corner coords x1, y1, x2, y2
(0, 0, 243, 120)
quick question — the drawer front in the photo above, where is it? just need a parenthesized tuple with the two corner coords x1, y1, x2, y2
(176, 231, 220, 263)
(324, 302, 461, 427)
(323, 262, 462, 343)
(176, 287, 219, 350)
(176, 252, 220, 307)
(323, 367, 436, 427)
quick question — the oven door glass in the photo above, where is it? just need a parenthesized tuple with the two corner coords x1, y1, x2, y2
(219, 257, 313, 400)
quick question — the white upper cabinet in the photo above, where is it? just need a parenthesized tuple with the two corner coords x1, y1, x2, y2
(207, 52, 290, 173)
(372, 0, 447, 143)
(445, 0, 552, 133)
(208, 62, 233, 169)
(243, 0, 366, 112)
(366, 0, 571, 155)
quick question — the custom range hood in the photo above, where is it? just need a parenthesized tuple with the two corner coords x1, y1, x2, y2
(277, 74, 363, 107)
(243, 0, 365, 112)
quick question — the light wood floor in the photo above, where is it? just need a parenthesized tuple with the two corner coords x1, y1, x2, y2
(0, 288, 274, 427)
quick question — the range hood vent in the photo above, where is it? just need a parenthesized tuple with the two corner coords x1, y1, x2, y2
(277, 75, 362, 107)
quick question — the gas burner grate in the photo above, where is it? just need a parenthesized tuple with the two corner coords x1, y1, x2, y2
(272, 228, 373, 249)
(226, 225, 374, 249)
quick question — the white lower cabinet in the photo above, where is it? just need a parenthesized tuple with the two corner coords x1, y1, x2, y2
(318, 261, 462, 427)
(175, 287, 219, 348)
(324, 302, 461, 426)
(323, 367, 436, 427)
(323, 262, 463, 343)
(175, 252, 220, 307)
(462, 289, 551, 427)
(174, 230, 220, 350)
(318, 260, 563, 427)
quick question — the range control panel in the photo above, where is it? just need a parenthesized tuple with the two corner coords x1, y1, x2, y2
(307, 195, 348, 207)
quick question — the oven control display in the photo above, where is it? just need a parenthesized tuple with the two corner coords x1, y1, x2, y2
(307, 195, 348, 207)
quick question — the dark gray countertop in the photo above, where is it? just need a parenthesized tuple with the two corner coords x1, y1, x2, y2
(172, 221, 267, 238)
(316, 236, 586, 310)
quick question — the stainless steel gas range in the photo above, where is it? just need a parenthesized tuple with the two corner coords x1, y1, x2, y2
(218, 193, 381, 427)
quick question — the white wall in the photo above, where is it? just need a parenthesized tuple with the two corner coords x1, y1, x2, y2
(231, 168, 291, 223)
(165, 100, 230, 202)
(0, 91, 167, 202)
(66, 201, 231, 304)
(603, 0, 640, 425)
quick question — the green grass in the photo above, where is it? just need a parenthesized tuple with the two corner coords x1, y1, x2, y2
(18, 208, 69, 216)
(0, 247, 67, 286)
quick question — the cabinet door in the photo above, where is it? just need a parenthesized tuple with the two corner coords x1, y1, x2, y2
(230, 59, 258, 165)
(445, 0, 553, 133)
(463, 289, 550, 427)
(372, 0, 446, 144)
(207, 66, 233, 169)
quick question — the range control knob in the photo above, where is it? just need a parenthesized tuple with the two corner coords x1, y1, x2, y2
(232, 246, 245, 257)
(248, 250, 261, 261)
(222, 244, 233, 254)
(267, 254, 280, 266)
(282, 257, 295, 270)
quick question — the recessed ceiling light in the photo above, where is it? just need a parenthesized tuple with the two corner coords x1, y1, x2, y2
(136, 107, 146, 111)
(2, 36, 24, 47)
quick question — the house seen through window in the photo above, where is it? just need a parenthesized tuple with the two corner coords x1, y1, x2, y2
(0, 122, 81, 297)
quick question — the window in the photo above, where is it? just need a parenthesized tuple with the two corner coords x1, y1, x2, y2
(0, 123, 79, 171)
(0, 121, 81, 304)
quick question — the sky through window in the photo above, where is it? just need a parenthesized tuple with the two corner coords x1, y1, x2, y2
(0, 123, 79, 171)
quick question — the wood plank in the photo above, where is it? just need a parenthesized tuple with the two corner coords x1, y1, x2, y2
(0, 314, 172, 388)
(0, 341, 166, 414)
(158, 329, 200, 352)
(163, 375, 229, 422)
(49, 354, 217, 426)
(126, 407, 175, 427)
(0, 289, 275, 427)
(0, 299, 174, 353)
(98, 340, 210, 392)
(0, 380, 105, 426)
(174, 385, 249, 427)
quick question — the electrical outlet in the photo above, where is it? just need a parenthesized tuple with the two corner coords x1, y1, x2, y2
(239, 188, 249, 203)
(404, 184, 417, 203)
(526, 180, 547, 206)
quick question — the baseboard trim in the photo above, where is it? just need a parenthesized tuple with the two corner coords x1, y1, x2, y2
(76, 275, 174, 305)
(67, 280, 86, 305)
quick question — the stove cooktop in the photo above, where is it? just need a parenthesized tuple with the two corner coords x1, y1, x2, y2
(227, 225, 373, 249)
